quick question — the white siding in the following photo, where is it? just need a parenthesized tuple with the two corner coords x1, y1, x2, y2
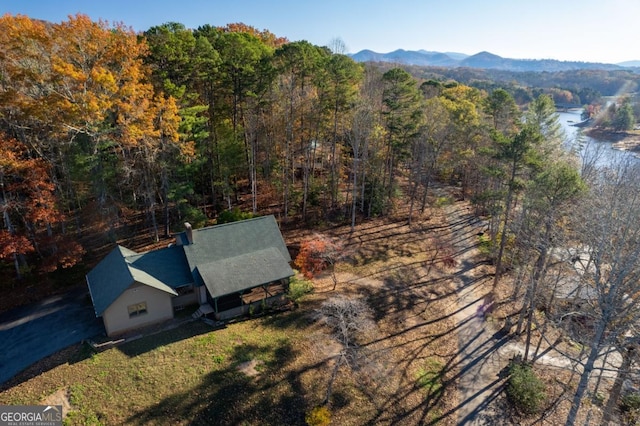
(198, 286, 208, 304)
(102, 282, 174, 336)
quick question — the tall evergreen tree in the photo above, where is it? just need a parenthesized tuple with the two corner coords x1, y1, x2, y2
(381, 68, 423, 214)
(491, 125, 542, 291)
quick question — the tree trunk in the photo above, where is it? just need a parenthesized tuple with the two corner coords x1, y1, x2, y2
(351, 155, 358, 233)
(565, 321, 606, 426)
(161, 167, 170, 238)
(331, 101, 339, 208)
(407, 177, 418, 226)
(302, 156, 309, 220)
(144, 162, 159, 243)
(251, 136, 258, 214)
(2, 183, 23, 280)
(524, 223, 551, 361)
(603, 346, 634, 425)
(324, 353, 344, 405)
(420, 164, 433, 214)
(492, 156, 518, 292)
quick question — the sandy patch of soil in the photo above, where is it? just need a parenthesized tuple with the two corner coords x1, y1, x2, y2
(236, 359, 264, 377)
(41, 387, 72, 418)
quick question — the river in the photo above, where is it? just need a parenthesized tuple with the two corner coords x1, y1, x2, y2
(556, 110, 634, 168)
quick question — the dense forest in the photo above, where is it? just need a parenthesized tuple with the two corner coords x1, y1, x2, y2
(401, 63, 640, 105)
(0, 14, 630, 281)
(0, 14, 591, 281)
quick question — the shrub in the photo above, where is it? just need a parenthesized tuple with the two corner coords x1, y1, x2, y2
(441, 250, 456, 268)
(287, 274, 314, 303)
(435, 196, 452, 207)
(621, 392, 640, 412)
(211, 354, 225, 364)
(294, 236, 341, 278)
(621, 392, 640, 425)
(216, 208, 255, 224)
(506, 361, 546, 415)
(305, 405, 331, 426)
(477, 233, 493, 257)
(179, 203, 207, 228)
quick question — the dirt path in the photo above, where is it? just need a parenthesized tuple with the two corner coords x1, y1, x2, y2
(442, 202, 513, 425)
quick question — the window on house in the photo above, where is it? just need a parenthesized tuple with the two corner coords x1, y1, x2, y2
(128, 302, 147, 318)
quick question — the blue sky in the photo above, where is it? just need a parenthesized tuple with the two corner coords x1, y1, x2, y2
(3, 0, 639, 63)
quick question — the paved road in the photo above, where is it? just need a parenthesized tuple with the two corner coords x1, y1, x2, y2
(0, 286, 104, 385)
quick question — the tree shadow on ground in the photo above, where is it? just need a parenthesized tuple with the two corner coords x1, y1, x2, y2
(356, 201, 510, 424)
(117, 320, 215, 358)
(259, 307, 311, 330)
(126, 338, 310, 425)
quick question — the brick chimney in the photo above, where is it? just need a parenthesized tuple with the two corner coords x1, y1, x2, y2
(184, 222, 193, 245)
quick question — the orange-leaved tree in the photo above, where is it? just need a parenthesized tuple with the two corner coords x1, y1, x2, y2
(0, 14, 185, 245)
(294, 234, 346, 290)
(0, 134, 84, 278)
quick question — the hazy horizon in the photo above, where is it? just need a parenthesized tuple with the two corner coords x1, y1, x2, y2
(3, 0, 639, 64)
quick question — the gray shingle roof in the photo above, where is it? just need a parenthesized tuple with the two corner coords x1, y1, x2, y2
(86, 245, 180, 316)
(180, 215, 293, 297)
(126, 246, 193, 289)
(181, 216, 291, 266)
(87, 215, 292, 316)
(86, 246, 134, 316)
(196, 247, 294, 298)
(128, 266, 179, 297)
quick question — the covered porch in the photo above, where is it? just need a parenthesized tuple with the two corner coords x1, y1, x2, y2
(206, 279, 288, 320)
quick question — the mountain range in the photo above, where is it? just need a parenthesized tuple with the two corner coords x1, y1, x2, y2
(349, 49, 637, 72)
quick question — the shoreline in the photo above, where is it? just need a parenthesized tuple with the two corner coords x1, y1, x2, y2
(585, 128, 640, 153)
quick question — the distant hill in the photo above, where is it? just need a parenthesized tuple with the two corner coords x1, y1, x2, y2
(441, 51, 469, 61)
(618, 60, 640, 68)
(349, 49, 629, 72)
(350, 49, 459, 67)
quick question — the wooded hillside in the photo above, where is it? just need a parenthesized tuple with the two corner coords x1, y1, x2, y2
(0, 14, 618, 296)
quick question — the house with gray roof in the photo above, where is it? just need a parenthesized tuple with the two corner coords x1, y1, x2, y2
(86, 215, 294, 336)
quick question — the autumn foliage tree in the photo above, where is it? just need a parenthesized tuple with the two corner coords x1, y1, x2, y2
(294, 234, 345, 290)
(0, 134, 83, 278)
(0, 14, 179, 278)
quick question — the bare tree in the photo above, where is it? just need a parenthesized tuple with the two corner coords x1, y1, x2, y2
(315, 296, 376, 405)
(513, 161, 585, 361)
(346, 101, 373, 232)
(564, 159, 640, 425)
(327, 37, 348, 55)
(416, 96, 450, 217)
(603, 339, 639, 424)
